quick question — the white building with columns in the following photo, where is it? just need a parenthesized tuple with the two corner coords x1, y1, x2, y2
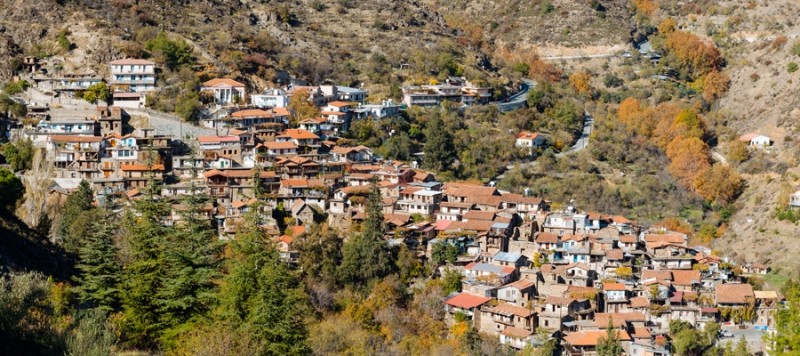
(201, 78, 246, 104)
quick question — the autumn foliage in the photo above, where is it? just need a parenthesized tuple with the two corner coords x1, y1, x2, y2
(615, 103, 741, 204)
(632, 0, 657, 16)
(569, 72, 592, 95)
(702, 70, 731, 101)
(658, 18, 677, 35)
(494, 47, 562, 82)
(664, 31, 723, 77)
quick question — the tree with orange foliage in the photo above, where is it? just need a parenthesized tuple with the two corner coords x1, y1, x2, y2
(651, 103, 688, 148)
(569, 72, 592, 95)
(632, 0, 657, 16)
(495, 46, 562, 82)
(672, 108, 705, 140)
(692, 164, 743, 205)
(659, 18, 677, 34)
(703, 70, 731, 101)
(664, 31, 723, 77)
(617, 97, 642, 125)
(667, 136, 711, 188)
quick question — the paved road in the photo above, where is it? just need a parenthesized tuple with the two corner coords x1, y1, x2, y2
(557, 112, 594, 157)
(542, 53, 615, 61)
(495, 78, 536, 112)
(716, 327, 766, 353)
(496, 111, 594, 179)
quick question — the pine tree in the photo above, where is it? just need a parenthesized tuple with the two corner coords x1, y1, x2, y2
(422, 112, 455, 172)
(74, 212, 122, 313)
(338, 179, 395, 286)
(120, 152, 172, 348)
(596, 318, 623, 356)
(59, 179, 96, 253)
(157, 152, 222, 341)
(221, 169, 311, 355)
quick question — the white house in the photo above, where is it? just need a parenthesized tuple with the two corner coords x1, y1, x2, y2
(335, 85, 368, 102)
(739, 133, 771, 148)
(109, 59, 155, 92)
(201, 78, 246, 104)
(516, 132, 547, 154)
(251, 88, 290, 108)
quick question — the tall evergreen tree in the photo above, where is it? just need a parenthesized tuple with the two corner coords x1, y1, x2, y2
(74, 212, 122, 313)
(293, 222, 343, 283)
(158, 153, 222, 340)
(338, 179, 395, 286)
(221, 170, 311, 355)
(596, 318, 623, 356)
(120, 152, 172, 348)
(422, 112, 455, 172)
(59, 179, 96, 253)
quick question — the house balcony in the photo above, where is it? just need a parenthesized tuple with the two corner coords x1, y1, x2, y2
(78, 151, 99, 161)
(111, 79, 155, 85)
(564, 344, 595, 356)
(492, 316, 516, 326)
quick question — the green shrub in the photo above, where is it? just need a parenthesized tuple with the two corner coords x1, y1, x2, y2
(788, 62, 799, 73)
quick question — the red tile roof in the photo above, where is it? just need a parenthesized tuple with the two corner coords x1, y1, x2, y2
(120, 164, 164, 171)
(282, 129, 319, 140)
(716, 283, 754, 304)
(203, 78, 245, 87)
(231, 109, 273, 118)
(603, 283, 627, 291)
(326, 101, 351, 107)
(49, 135, 103, 143)
(516, 131, 541, 140)
(488, 303, 535, 318)
(535, 232, 559, 243)
(565, 330, 631, 346)
(445, 293, 493, 309)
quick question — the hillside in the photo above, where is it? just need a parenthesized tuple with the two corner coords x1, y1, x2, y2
(0, 209, 75, 280)
(427, 0, 635, 56)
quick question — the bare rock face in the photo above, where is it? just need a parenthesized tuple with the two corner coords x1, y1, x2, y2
(0, 35, 23, 79)
(791, 108, 800, 118)
(86, 40, 121, 68)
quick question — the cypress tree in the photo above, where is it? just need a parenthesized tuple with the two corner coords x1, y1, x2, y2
(59, 179, 96, 253)
(221, 170, 311, 355)
(338, 178, 395, 286)
(158, 153, 222, 340)
(74, 212, 122, 313)
(422, 112, 455, 172)
(120, 152, 172, 348)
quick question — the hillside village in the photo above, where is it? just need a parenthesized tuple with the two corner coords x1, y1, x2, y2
(0, 56, 785, 355)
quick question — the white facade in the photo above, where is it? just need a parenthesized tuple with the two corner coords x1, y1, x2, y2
(109, 59, 156, 92)
(251, 89, 290, 108)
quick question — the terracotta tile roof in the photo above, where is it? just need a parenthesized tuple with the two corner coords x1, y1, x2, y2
(644, 234, 685, 244)
(502, 279, 535, 290)
(321, 111, 346, 116)
(603, 283, 627, 291)
(564, 330, 631, 346)
(444, 183, 499, 197)
(444, 220, 495, 232)
(464, 195, 503, 207)
(203, 78, 245, 87)
(111, 59, 154, 65)
(488, 303, 535, 318)
(544, 296, 575, 306)
(271, 107, 290, 116)
(120, 164, 164, 171)
(566, 262, 591, 271)
(594, 312, 645, 328)
(291, 225, 306, 236)
(516, 131, 541, 140)
(642, 270, 672, 281)
(282, 129, 319, 140)
(620, 235, 638, 243)
(126, 188, 140, 197)
(326, 101, 351, 107)
(535, 232, 559, 243)
(605, 249, 624, 260)
(281, 179, 309, 188)
(231, 201, 247, 208)
(739, 133, 759, 142)
(204, 169, 226, 178)
(539, 264, 555, 273)
(501, 326, 534, 338)
(49, 135, 103, 143)
(261, 141, 298, 150)
(462, 210, 496, 221)
(278, 235, 292, 244)
(631, 326, 652, 339)
(231, 109, 273, 118)
(222, 169, 275, 179)
(715, 283, 754, 304)
(611, 215, 632, 224)
(670, 270, 701, 286)
(628, 297, 649, 308)
(444, 293, 493, 309)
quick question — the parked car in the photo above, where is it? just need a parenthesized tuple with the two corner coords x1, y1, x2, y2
(719, 329, 734, 338)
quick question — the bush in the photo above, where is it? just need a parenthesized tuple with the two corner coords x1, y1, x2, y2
(3, 80, 29, 95)
(58, 33, 71, 51)
(788, 62, 799, 73)
(603, 72, 623, 87)
(792, 39, 800, 56)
